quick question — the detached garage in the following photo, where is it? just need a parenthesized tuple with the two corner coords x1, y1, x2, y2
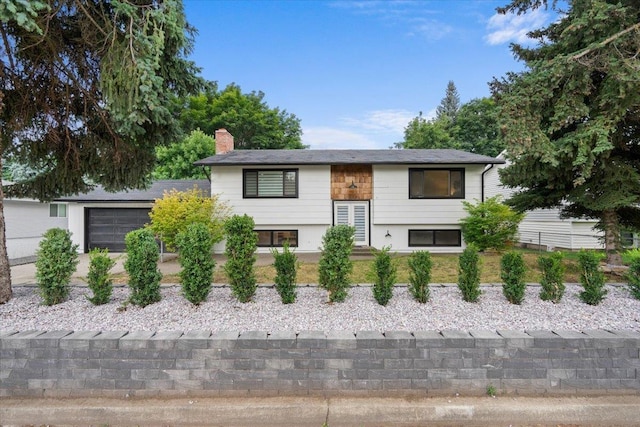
(57, 180, 209, 253)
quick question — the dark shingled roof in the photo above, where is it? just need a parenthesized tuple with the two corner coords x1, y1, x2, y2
(194, 149, 504, 166)
(55, 180, 209, 202)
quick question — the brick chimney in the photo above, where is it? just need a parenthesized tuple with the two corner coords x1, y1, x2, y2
(215, 128, 234, 155)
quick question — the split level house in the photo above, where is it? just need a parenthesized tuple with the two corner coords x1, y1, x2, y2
(195, 129, 504, 253)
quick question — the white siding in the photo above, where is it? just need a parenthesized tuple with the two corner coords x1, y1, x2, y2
(525, 208, 565, 222)
(214, 225, 329, 253)
(570, 222, 604, 249)
(372, 164, 484, 225)
(484, 157, 602, 250)
(517, 221, 603, 250)
(370, 224, 464, 253)
(211, 165, 332, 226)
(4, 199, 68, 260)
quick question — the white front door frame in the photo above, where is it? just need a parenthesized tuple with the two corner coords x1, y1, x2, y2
(333, 201, 369, 246)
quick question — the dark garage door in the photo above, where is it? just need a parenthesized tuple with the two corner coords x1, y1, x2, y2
(86, 208, 151, 252)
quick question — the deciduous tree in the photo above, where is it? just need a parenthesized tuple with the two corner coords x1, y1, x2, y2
(401, 113, 453, 149)
(153, 129, 214, 179)
(492, 0, 640, 265)
(173, 82, 306, 150)
(0, 0, 203, 303)
(451, 98, 503, 157)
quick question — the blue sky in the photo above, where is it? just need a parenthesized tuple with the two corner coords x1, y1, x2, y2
(183, 0, 555, 149)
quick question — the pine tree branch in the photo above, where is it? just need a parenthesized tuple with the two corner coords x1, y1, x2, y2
(571, 22, 640, 61)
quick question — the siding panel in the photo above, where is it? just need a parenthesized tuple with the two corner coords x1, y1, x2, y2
(372, 164, 484, 225)
(211, 165, 332, 226)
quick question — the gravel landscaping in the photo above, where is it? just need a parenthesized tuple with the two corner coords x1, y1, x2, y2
(1, 283, 639, 332)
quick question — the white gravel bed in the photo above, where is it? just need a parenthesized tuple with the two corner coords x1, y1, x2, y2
(1, 284, 639, 332)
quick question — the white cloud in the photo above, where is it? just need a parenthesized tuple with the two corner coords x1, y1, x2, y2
(329, 1, 450, 42)
(407, 19, 453, 41)
(340, 109, 415, 134)
(302, 127, 381, 150)
(485, 9, 548, 45)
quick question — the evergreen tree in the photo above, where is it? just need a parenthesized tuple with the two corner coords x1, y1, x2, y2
(491, 0, 640, 265)
(0, 0, 203, 303)
(435, 80, 460, 123)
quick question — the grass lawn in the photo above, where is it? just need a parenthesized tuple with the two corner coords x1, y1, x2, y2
(146, 249, 606, 285)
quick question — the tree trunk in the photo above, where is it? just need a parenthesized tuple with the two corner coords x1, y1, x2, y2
(0, 172, 13, 303)
(602, 209, 623, 266)
(0, 84, 12, 303)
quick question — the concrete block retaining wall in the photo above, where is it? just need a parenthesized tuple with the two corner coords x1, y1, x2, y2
(1, 329, 639, 397)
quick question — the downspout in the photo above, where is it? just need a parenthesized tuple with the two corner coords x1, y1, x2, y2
(481, 163, 494, 203)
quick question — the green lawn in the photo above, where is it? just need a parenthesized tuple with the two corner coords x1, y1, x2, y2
(144, 248, 611, 285)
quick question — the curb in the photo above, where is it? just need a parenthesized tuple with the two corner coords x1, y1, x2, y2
(2, 396, 640, 426)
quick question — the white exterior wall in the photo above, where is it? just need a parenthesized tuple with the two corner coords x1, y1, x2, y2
(4, 199, 68, 260)
(211, 165, 332, 252)
(210, 163, 487, 254)
(370, 164, 484, 253)
(67, 202, 152, 253)
(484, 160, 603, 250)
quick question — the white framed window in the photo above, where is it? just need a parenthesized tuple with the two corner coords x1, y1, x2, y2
(49, 203, 67, 218)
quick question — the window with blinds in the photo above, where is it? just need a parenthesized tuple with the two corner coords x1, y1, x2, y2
(243, 169, 298, 198)
(409, 168, 464, 199)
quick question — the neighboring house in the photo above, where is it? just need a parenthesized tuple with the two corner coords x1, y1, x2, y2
(483, 153, 605, 250)
(195, 129, 504, 253)
(3, 182, 68, 263)
(56, 179, 208, 252)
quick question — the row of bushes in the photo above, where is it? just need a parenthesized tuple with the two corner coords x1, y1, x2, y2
(34, 223, 640, 308)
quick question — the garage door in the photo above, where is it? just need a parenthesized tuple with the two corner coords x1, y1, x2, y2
(86, 208, 151, 252)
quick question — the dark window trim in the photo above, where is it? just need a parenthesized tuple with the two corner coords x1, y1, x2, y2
(255, 229, 299, 247)
(408, 229, 462, 247)
(408, 168, 465, 199)
(243, 168, 299, 198)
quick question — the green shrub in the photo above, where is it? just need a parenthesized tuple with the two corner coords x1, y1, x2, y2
(272, 242, 298, 304)
(148, 187, 230, 251)
(318, 225, 354, 303)
(35, 228, 79, 305)
(86, 248, 116, 305)
(124, 228, 162, 307)
(224, 214, 258, 303)
(500, 251, 526, 304)
(460, 196, 525, 252)
(622, 248, 640, 265)
(627, 257, 640, 300)
(176, 222, 215, 305)
(371, 246, 397, 306)
(457, 245, 481, 302)
(538, 252, 565, 303)
(578, 250, 607, 305)
(407, 250, 432, 303)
